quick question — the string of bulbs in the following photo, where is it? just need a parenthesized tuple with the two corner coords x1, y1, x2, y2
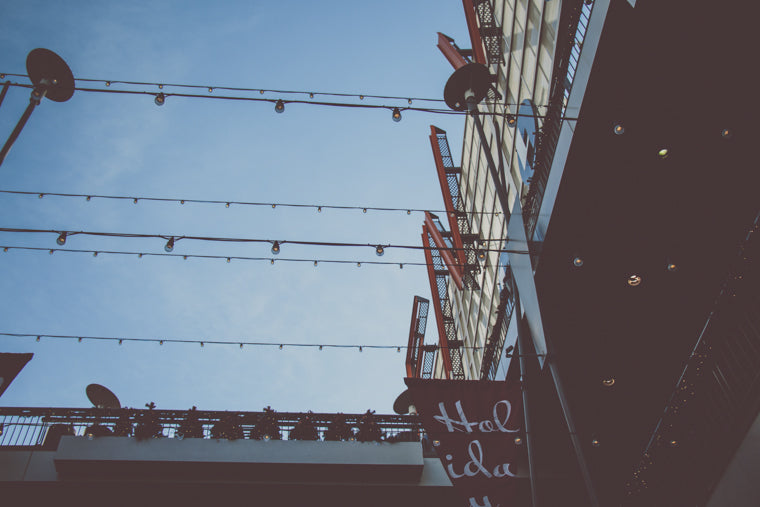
(0, 227, 525, 255)
(1, 79, 554, 121)
(0, 189, 505, 217)
(0, 331, 493, 352)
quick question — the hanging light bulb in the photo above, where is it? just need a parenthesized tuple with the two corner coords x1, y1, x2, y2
(573, 256, 584, 267)
(105, 81, 111, 87)
(158, 84, 164, 89)
(225, 202, 230, 208)
(319, 345, 323, 351)
(208, 87, 213, 93)
(274, 99, 285, 113)
(406, 210, 411, 215)
(313, 260, 318, 266)
(359, 346, 363, 352)
(721, 128, 732, 139)
(399, 263, 403, 269)
(359, 95, 364, 100)
(613, 122, 625, 135)
(362, 208, 367, 213)
(279, 344, 283, 350)
(375, 245, 385, 256)
(118, 339, 123, 345)
(408, 98, 413, 105)
(154, 93, 166, 106)
(309, 92, 314, 98)
(317, 206, 322, 212)
(477, 249, 486, 261)
(56, 232, 67, 246)
(506, 114, 517, 127)
(271, 241, 280, 255)
(392, 108, 402, 122)
(86, 196, 91, 201)
(667, 262, 677, 272)
(164, 237, 175, 252)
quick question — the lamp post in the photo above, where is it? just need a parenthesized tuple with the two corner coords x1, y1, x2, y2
(0, 48, 75, 167)
(443, 62, 600, 507)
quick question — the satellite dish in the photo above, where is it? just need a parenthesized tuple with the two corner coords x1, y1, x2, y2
(393, 389, 416, 415)
(443, 63, 493, 111)
(86, 384, 121, 409)
(26, 48, 75, 103)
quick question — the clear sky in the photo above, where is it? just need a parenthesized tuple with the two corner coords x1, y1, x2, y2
(0, 1, 468, 413)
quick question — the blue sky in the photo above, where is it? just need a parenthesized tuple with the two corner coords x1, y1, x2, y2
(0, 1, 467, 413)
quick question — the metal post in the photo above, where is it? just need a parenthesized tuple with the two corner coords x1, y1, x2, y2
(0, 87, 45, 167)
(515, 291, 539, 507)
(0, 81, 10, 109)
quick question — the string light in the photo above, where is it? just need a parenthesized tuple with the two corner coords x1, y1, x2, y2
(56, 232, 67, 245)
(392, 108, 402, 122)
(0, 227, 527, 256)
(0, 244, 520, 269)
(613, 122, 625, 135)
(154, 93, 166, 106)
(0, 189, 505, 216)
(274, 99, 285, 113)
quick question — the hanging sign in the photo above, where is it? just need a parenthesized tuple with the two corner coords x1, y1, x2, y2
(405, 378, 524, 507)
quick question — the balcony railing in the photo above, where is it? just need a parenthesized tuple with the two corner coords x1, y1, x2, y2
(0, 407, 422, 449)
(523, 0, 594, 240)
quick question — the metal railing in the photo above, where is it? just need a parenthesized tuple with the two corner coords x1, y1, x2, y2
(523, 0, 594, 240)
(0, 407, 422, 449)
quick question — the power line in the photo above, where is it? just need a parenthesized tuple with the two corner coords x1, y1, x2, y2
(0, 189, 505, 216)
(0, 331, 497, 352)
(0, 227, 527, 254)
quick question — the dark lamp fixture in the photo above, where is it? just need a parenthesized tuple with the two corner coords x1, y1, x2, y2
(164, 237, 175, 252)
(627, 274, 642, 286)
(602, 378, 615, 387)
(375, 245, 385, 256)
(274, 99, 285, 113)
(572, 256, 583, 267)
(613, 123, 625, 135)
(56, 231, 67, 245)
(658, 148, 669, 159)
(154, 93, 165, 106)
(392, 107, 402, 122)
(271, 241, 280, 255)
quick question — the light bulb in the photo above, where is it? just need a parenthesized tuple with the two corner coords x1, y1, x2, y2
(164, 237, 175, 252)
(271, 241, 280, 254)
(225, 202, 230, 208)
(613, 123, 625, 135)
(359, 95, 364, 100)
(667, 262, 677, 272)
(573, 256, 583, 267)
(309, 92, 314, 98)
(514, 436, 524, 445)
(392, 108, 402, 122)
(627, 274, 642, 286)
(154, 93, 166, 106)
(721, 128, 732, 139)
(658, 148, 669, 159)
(477, 249, 486, 261)
(506, 114, 516, 127)
(317, 206, 322, 212)
(592, 438, 600, 447)
(408, 98, 412, 105)
(208, 87, 213, 93)
(275, 99, 285, 113)
(362, 208, 367, 213)
(375, 245, 384, 256)
(158, 84, 163, 89)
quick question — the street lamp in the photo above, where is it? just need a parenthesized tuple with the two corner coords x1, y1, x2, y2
(0, 48, 75, 167)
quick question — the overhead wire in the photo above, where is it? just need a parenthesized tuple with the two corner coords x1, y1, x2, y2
(0, 331, 504, 352)
(0, 227, 527, 252)
(0, 189, 505, 216)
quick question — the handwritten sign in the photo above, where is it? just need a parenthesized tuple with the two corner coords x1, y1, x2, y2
(405, 378, 525, 507)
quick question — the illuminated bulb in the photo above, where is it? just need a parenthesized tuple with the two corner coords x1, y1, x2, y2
(133, 198, 138, 204)
(392, 108, 402, 122)
(180, 200, 185, 205)
(362, 208, 367, 213)
(159, 340, 164, 345)
(36, 336, 40, 342)
(271, 241, 280, 254)
(270, 259, 275, 265)
(658, 148, 669, 159)
(477, 249, 487, 261)
(208, 87, 213, 93)
(274, 99, 285, 113)
(348, 436, 356, 442)
(433, 439, 441, 446)
(105, 81, 110, 87)
(591, 438, 601, 447)
(200, 342, 204, 347)
(573, 256, 583, 267)
(86, 196, 91, 201)
(263, 434, 271, 441)
(408, 98, 412, 105)
(319, 345, 323, 350)
(158, 84, 163, 89)
(260, 89, 264, 94)
(271, 204, 276, 208)
(667, 262, 677, 272)
(49, 249, 54, 254)
(154, 93, 166, 106)
(93, 251, 98, 257)
(138, 253, 143, 258)
(627, 274, 642, 286)
(514, 436, 524, 445)
(183, 255, 187, 260)
(669, 439, 678, 447)
(407, 210, 411, 215)
(721, 128, 732, 139)
(78, 337, 82, 343)
(309, 92, 314, 98)
(359, 346, 363, 352)
(164, 237, 175, 252)
(359, 95, 364, 100)
(225, 202, 230, 208)
(357, 262, 361, 267)
(506, 114, 516, 127)
(376, 245, 385, 256)
(239, 343, 243, 349)
(613, 123, 625, 135)
(314, 260, 318, 266)
(279, 344, 283, 350)
(118, 339, 123, 345)
(602, 378, 615, 387)
(317, 206, 322, 212)
(38, 193, 44, 198)
(226, 257, 231, 263)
